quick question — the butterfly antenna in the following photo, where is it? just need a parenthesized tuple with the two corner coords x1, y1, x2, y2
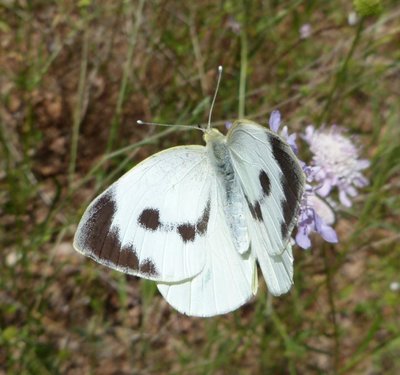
(137, 120, 202, 131)
(207, 65, 223, 131)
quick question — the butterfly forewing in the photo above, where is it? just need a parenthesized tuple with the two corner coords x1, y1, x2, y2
(227, 120, 304, 296)
(228, 120, 305, 257)
(74, 146, 213, 283)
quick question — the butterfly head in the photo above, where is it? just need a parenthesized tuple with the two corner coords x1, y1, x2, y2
(203, 128, 225, 145)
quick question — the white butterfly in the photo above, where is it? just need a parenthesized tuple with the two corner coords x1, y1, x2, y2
(74, 69, 305, 317)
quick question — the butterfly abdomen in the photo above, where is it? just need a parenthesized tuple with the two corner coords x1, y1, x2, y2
(207, 137, 250, 254)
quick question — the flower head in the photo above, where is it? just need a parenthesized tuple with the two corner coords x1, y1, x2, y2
(303, 125, 370, 207)
(225, 121, 233, 130)
(299, 24, 312, 39)
(226, 16, 241, 35)
(268, 112, 339, 249)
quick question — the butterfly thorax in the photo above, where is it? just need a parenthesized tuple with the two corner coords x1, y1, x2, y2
(205, 129, 250, 254)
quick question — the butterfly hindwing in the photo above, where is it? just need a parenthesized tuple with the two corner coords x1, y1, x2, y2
(157, 182, 257, 317)
(247, 206, 294, 295)
(74, 146, 213, 283)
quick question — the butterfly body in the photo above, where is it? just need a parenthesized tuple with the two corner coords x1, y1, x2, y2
(205, 128, 250, 254)
(74, 119, 305, 316)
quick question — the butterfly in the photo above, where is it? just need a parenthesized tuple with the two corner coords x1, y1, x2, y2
(74, 68, 305, 317)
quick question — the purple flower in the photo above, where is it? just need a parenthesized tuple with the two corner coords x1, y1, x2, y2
(268, 111, 338, 249)
(299, 23, 312, 39)
(225, 121, 233, 130)
(226, 17, 241, 35)
(268, 110, 298, 154)
(267, 113, 365, 249)
(303, 125, 370, 207)
(295, 164, 338, 249)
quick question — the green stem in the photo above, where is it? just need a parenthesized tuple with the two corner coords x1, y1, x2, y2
(106, 0, 145, 153)
(320, 18, 365, 123)
(322, 244, 340, 373)
(238, 7, 248, 119)
(270, 312, 297, 375)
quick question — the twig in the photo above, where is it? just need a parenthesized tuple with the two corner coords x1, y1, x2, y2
(68, 24, 89, 189)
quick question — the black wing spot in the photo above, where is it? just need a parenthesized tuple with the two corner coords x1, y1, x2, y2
(253, 201, 263, 221)
(140, 258, 158, 277)
(245, 195, 263, 222)
(259, 170, 271, 196)
(177, 223, 196, 242)
(138, 208, 161, 230)
(196, 199, 211, 235)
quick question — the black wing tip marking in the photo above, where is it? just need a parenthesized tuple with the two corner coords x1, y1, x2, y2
(137, 198, 211, 244)
(79, 189, 117, 259)
(78, 189, 159, 277)
(269, 135, 305, 239)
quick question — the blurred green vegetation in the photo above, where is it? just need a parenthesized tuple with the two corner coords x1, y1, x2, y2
(0, 0, 399, 374)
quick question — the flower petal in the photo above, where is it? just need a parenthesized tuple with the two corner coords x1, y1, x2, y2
(319, 224, 338, 243)
(309, 195, 335, 225)
(354, 175, 369, 187)
(357, 159, 370, 170)
(269, 110, 281, 132)
(225, 121, 233, 130)
(295, 230, 311, 249)
(317, 179, 332, 197)
(303, 125, 315, 143)
(346, 185, 358, 197)
(339, 190, 352, 207)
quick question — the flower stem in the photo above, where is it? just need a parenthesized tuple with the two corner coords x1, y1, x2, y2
(322, 243, 340, 373)
(320, 17, 365, 123)
(106, 0, 145, 153)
